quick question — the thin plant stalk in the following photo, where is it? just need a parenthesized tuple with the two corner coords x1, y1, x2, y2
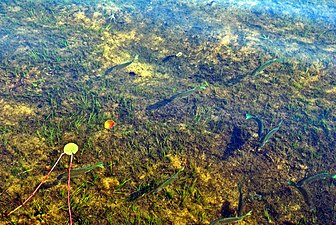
(8, 153, 66, 216)
(68, 154, 73, 225)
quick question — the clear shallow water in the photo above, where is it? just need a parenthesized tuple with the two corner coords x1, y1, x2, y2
(0, 0, 335, 224)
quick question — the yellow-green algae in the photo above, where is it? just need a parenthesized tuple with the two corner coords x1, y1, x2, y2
(0, 99, 36, 126)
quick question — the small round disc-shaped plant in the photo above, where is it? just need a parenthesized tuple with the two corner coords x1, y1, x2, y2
(104, 119, 116, 129)
(64, 143, 79, 155)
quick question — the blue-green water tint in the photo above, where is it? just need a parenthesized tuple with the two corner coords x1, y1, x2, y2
(0, 0, 335, 224)
(113, 0, 336, 62)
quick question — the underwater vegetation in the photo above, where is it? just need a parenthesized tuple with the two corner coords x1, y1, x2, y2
(0, 0, 335, 224)
(8, 143, 79, 225)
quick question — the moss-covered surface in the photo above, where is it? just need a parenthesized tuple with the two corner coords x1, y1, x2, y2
(0, 0, 335, 224)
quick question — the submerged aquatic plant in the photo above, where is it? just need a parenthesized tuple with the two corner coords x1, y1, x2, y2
(8, 143, 79, 225)
(246, 113, 282, 148)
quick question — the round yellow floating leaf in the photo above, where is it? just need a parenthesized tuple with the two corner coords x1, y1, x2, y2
(64, 143, 79, 155)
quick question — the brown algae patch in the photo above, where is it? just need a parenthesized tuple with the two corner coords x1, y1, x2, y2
(72, 10, 105, 30)
(193, 164, 238, 206)
(61, 8, 162, 81)
(164, 207, 198, 225)
(100, 30, 139, 64)
(325, 87, 336, 94)
(72, 9, 121, 31)
(101, 177, 120, 195)
(0, 99, 35, 126)
(127, 62, 155, 80)
(166, 154, 185, 169)
(8, 134, 49, 163)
